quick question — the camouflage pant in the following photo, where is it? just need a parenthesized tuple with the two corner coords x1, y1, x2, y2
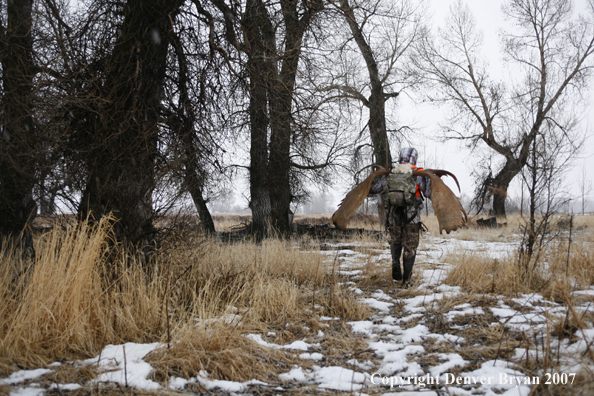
(387, 222, 421, 259)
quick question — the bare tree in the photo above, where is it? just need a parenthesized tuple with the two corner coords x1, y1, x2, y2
(161, 4, 234, 235)
(51, 0, 185, 245)
(317, 0, 426, 169)
(415, 0, 594, 218)
(207, 0, 325, 236)
(519, 116, 581, 264)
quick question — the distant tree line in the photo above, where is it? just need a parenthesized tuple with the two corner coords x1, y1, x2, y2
(1, 0, 593, 255)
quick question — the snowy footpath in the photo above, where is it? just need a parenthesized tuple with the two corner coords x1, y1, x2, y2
(2, 236, 593, 395)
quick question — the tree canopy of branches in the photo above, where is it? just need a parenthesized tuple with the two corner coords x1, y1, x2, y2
(79, 0, 184, 245)
(0, 0, 355, 250)
(415, 0, 594, 217)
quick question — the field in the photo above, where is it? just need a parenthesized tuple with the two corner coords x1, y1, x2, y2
(1, 213, 593, 395)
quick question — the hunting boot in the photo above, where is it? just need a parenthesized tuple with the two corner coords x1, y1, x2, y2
(390, 244, 403, 281)
(402, 255, 416, 288)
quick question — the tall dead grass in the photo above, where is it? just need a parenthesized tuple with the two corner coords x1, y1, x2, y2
(0, 218, 165, 373)
(0, 218, 369, 382)
(443, 224, 594, 299)
(443, 252, 535, 296)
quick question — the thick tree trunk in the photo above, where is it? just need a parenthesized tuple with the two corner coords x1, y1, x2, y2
(368, 91, 391, 169)
(268, 92, 292, 232)
(79, 0, 182, 246)
(188, 186, 216, 235)
(221, 0, 320, 237)
(244, 0, 272, 237)
(490, 160, 520, 219)
(267, 0, 319, 234)
(247, 67, 272, 237)
(0, 0, 36, 256)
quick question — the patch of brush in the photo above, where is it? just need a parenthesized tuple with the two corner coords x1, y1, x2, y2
(391, 285, 429, 299)
(550, 315, 581, 342)
(449, 311, 497, 330)
(348, 242, 386, 257)
(443, 252, 532, 296)
(436, 294, 498, 312)
(313, 287, 373, 322)
(453, 321, 522, 368)
(540, 379, 594, 396)
(470, 296, 501, 309)
(575, 308, 594, 326)
(502, 298, 538, 314)
(316, 324, 374, 368)
(278, 323, 315, 343)
(384, 298, 408, 320)
(419, 337, 458, 356)
(518, 364, 594, 396)
(18, 364, 99, 396)
(399, 314, 426, 329)
(45, 363, 98, 386)
(424, 308, 452, 335)
(354, 260, 393, 291)
(1, 217, 168, 372)
(146, 323, 293, 385)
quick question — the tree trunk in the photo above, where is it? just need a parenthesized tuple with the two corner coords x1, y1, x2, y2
(216, 0, 320, 237)
(244, 0, 272, 237)
(524, 135, 539, 261)
(268, 51, 295, 234)
(184, 133, 216, 235)
(267, 0, 320, 234)
(170, 31, 216, 235)
(0, 0, 36, 257)
(368, 91, 391, 169)
(79, 0, 182, 246)
(490, 160, 520, 219)
(268, 92, 292, 233)
(189, 186, 216, 235)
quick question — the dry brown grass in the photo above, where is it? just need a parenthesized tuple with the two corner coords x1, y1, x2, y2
(443, 252, 530, 295)
(443, 241, 594, 300)
(212, 212, 385, 232)
(0, 218, 166, 374)
(146, 320, 293, 384)
(211, 214, 252, 231)
(433, 213, 593, 297)
(0, 217, 370, 384)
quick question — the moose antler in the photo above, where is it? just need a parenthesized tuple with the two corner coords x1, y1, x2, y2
(331, 165, 389, 231)
(412, 169, 467, 234)
(417, 169, 461, 192)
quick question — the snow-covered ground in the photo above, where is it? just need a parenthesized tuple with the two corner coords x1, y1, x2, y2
(2, 234, 593, 395)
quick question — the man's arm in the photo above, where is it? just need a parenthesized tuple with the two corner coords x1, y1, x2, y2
(417, 176, 431, 200)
